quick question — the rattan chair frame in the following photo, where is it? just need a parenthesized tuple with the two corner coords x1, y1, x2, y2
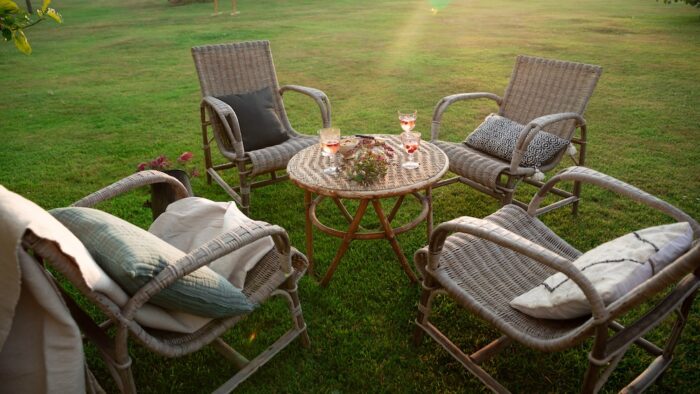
(431, 56, 602, 216)
(192, 40, 332, 215)
(413, 166, 700, 393)
(20, 170, 310, 393)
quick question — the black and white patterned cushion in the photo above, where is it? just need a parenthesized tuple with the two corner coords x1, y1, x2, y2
(464, 114, 569, 168)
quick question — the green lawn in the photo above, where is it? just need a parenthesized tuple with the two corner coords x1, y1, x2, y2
(2, 0, 700, 392)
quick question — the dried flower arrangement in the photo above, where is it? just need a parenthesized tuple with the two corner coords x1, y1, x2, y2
(339, 136, 395, 186)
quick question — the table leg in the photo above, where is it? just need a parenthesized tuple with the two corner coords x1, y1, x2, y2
(371, 199, 418, 283)
(387, 195, 405, 223)
(304, 190, 314, 276)
(319, 199, 370, 287)
(332, 197, 354, 224)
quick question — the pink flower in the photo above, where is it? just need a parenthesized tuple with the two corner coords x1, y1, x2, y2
(136, 152, 198, 176)
(178, 151, 194, 163)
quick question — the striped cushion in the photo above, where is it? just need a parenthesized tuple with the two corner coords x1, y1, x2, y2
(464, 114, 568, 168)
(50, 207, 255, 318)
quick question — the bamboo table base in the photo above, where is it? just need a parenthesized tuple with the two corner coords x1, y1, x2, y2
(287, 135, 449, 288)
(304, 188, 433, 287)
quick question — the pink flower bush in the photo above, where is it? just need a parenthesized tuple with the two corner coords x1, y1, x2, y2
(137, 152, 199, 177)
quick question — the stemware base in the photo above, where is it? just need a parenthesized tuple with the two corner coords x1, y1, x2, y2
(323, 166, 339, 175)
(402, 161, 419, 170)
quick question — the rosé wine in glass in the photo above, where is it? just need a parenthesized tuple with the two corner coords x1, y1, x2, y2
(400, 131, 421, 170)
(323, 140, 340, 155)
(398, 110, 417, 133)
(319, 127, 341, 175)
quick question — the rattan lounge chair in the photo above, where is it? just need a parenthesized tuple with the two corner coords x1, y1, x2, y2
(414, 166, 700, 393)
(431, 56, 602, 215)
(20, 170, 310, 393)
(192, 40, 332, 215)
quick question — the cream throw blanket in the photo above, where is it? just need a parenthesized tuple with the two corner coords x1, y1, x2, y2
(148, 197, 275, 289)
(0, 185, 87, 393)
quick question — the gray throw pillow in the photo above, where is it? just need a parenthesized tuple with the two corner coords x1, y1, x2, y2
(464, 114, 569, 168)
(217, 87, 289, 152)
(50, 207, 256, 318)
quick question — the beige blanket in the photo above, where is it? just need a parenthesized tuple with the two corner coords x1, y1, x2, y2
(149, 197, 275, 289)
(0, 185, 87, 393)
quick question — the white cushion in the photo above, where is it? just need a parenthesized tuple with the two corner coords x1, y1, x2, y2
(510, 222, 694, 319)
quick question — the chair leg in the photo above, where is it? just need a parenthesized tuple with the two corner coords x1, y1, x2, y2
(285, 276, 310, 348)
(237, 165, 251, 216)
(572, 179, 582, 215)
(500, 175, 519, 206)
(414, 273, 437, 346)
(200, 104, 214, 185)
(621, 290, 699, 393)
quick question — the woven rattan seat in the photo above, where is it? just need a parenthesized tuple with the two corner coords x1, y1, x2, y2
(414, 166, 700, 393)
(432, 140, 513, 191)
(192, 40, 332, 215)
(20, 171, 311, 393)
(431, 56, 602, 215)
(247, 134, 317, 176)
(418, 205, 590, 343)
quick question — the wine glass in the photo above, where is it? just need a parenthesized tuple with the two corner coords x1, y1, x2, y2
(318, 129, 331, 157)
(319, 127, 341, 175)
(398, 110, 417, 133)
(400, 131, 421, 170)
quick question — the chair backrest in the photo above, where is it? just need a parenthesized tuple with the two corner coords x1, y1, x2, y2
(499, 55, 602, 139)
(191, 40, 293, 131)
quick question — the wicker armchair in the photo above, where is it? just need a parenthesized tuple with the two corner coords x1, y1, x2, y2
(431, 56, 602, 215)
(192, 40, 332, 215)
(414, 166, 700, 393)
(21, 171, 310, 393)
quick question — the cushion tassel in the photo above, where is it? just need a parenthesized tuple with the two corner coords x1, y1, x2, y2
(531, 169, 545, 182)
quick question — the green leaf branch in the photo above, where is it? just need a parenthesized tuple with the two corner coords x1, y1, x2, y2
(0, 0, 62, 55)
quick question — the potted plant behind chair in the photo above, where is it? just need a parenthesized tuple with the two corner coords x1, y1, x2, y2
(137, 152, 199, 219)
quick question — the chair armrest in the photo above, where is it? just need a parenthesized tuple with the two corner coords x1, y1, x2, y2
(121, 220, 292, 321)
(201, 96, 246, 158)
(279, 84, 332, 129)
(72, 170, 190, 208)
(430, 92, 502, 141)
(428, 216, 609, 322)
(527, 166, 700, 236)
(508, 112, 585, 173)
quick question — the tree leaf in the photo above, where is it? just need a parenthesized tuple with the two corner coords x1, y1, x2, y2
(12, 29, 31, 54)
(0, 0, 20, 13)
(45, 8, 61, 23)
(41, 0, 50, 12)
(1, 27, 12, 41)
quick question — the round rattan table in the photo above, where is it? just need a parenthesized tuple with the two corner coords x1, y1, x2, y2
(287, 135, 449, 287)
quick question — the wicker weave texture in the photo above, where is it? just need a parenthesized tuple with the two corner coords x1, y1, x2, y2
(287, 135, 448, 198)
(248, 134, 317, 176)
(425, 205, 588, 342)
(500, 55, 602, 139)
(432, 140, 515, 190)
(191, 41, 293, 132)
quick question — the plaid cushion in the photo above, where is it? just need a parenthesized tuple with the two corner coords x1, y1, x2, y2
(50, 207, 255, 318)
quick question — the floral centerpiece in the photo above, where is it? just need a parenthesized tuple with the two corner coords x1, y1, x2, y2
(137, 151, 200, 178)
(339, 136, 395, 186)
